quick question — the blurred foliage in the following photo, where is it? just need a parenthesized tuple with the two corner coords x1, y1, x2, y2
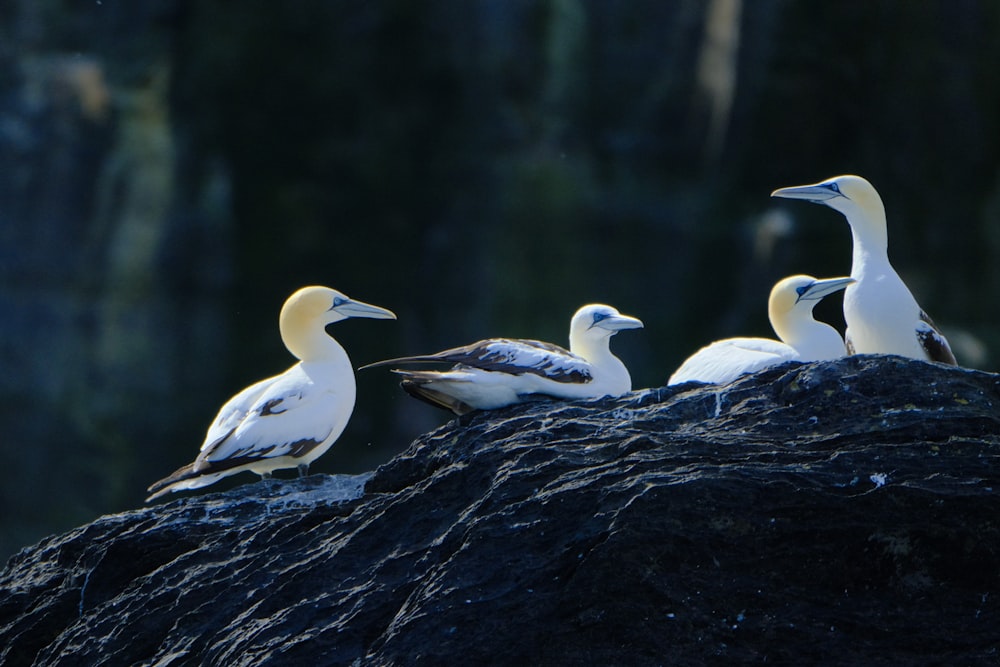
(2, 0, 1000, 559)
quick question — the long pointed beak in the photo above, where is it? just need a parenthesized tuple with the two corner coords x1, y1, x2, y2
(600, 314, 644, 332)
(771, 182, 843, 203)
(796, 277, 855, 303)
(334, 298, 397, 320)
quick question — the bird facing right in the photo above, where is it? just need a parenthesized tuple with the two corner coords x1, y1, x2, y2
(146, 286, 396, 502)
(669, 274, 852, 386)
(361, 304, 644, 415)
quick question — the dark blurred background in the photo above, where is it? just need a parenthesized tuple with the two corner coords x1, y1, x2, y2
(3, 0, 999, 560)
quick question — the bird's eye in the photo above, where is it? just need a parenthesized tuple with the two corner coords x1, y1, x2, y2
(592, 312, 609, 323)
(795, 285, 810, 297)
(827, 182, 841, 194)
(333, 296, 348, 308)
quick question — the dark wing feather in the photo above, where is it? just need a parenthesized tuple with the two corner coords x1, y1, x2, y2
(145, 435, 323, 497)
(146, 462, 198, 496)
(363, 338, 593, 383)
(399, 377, 476, 416)
(916, 310, 957, 365)
(452, 339, 591, 383)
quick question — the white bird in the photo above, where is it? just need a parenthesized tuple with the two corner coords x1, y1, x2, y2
(669, 275, 853, 385)
(361, 304, 644, 415)
(771, 175, 956, 365)
(146, 286, 396, 502)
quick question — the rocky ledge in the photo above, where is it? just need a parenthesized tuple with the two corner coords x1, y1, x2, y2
(2, 355, 1000, 665)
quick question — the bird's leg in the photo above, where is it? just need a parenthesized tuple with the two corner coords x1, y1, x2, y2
(297, 463, 309, 478)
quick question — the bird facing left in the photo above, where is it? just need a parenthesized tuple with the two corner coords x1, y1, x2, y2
(146, 286, 396, 502)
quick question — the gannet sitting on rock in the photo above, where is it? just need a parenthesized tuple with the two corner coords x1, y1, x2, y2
(362, 304, 643, 415)
(147, 286, 396, 502)
(771, 175, 957, 365)
(669, 275, 853, 385)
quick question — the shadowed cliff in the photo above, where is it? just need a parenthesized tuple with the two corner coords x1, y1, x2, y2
(2, 355, 1000, 665)
(7, 0, 1000, 563)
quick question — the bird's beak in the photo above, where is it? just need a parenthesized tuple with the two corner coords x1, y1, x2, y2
(599, 314, 644, 331)
(333, 298, 397, 320)
(796, 277, 855, 303)
(771, 182, 843, 203)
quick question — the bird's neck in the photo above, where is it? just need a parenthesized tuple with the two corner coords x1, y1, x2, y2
(280, 313, 346, 362)
(847, 208, 890, 278)
(570, 332, 631, 392)
(571, 333, 619, 368)
(570, 332, 599, 360)
(769, 310, 802, 349)
(772, 313, 841, 361)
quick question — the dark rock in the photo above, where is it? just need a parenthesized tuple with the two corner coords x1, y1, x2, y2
(2, 355, 1000, 665)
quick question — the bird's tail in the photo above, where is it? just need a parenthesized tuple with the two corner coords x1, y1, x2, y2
(357, 355, 448, 371)
(397, 371, 475, 416)
(145, 463, 205, 502)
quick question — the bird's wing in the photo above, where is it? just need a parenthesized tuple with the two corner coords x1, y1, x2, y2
(195, 370, 349, 473)
(669, 338, 790, 385)
(726, 338, 794, 359)
(916, 310, 957, 365)
(367, 338, 593, 384)
(200, 375, 278, 453)
(448, 338, 593, 383)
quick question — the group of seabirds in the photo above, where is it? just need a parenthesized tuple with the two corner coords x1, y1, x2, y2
(147, 174, 958, 502)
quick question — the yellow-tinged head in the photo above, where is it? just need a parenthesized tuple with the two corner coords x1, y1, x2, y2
(771, 174, 883, 217)
(280, 286, 396, 360)
(771, 174, 889, 254)
(281, 286, 396, 325)
(767, 275, 853, 342)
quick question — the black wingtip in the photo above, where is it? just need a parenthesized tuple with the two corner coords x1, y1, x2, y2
(917, 310, 958, 366)
(400, 379, 475, 416)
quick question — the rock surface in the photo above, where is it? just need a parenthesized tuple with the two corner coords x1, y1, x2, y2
(2, 355, 1000, 665)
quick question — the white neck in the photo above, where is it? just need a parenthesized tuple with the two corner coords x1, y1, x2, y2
(845, 202, 890, 278)
(569, 330, 610, 362)
(570, 332, 630, 386)
(772, 311, 845, 362)
(789, 322, 844, 360)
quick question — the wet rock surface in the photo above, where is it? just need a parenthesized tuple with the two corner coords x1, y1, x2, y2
(2, 355, 1000, 666)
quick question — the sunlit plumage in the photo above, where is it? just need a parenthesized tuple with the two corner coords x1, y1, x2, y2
(146, 286, 396, 502)
(771, 175, 956, 365)
(362, 304, 643, 415)
(669, 275, 852, 385)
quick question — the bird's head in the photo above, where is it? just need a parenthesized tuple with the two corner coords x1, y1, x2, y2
(282, 286, 396, 328)
(569, 304, 644, 350)
(278, 286, 395, 361)
(768, 274, 853, 329)
(770, 174, 884, 220)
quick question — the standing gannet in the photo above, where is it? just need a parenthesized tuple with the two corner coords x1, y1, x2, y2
(361, 304, 643, 415)
(146, 286, 396, 501)
(668, 275, 853, 385)
(771, 175, 956, 364)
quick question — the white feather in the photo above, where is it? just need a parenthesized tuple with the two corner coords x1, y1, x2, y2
(669, 275, 850, 386)
(147, 286, 395, 501)
(771, 175, 956, 365)
(369, 304, 643, 414)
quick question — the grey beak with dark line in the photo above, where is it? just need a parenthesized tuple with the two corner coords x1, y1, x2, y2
(771, 182, 846, 203)
(597, 314, 644, 332)
(795, 277, 855, 304)
(332, 298, 397, 320)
